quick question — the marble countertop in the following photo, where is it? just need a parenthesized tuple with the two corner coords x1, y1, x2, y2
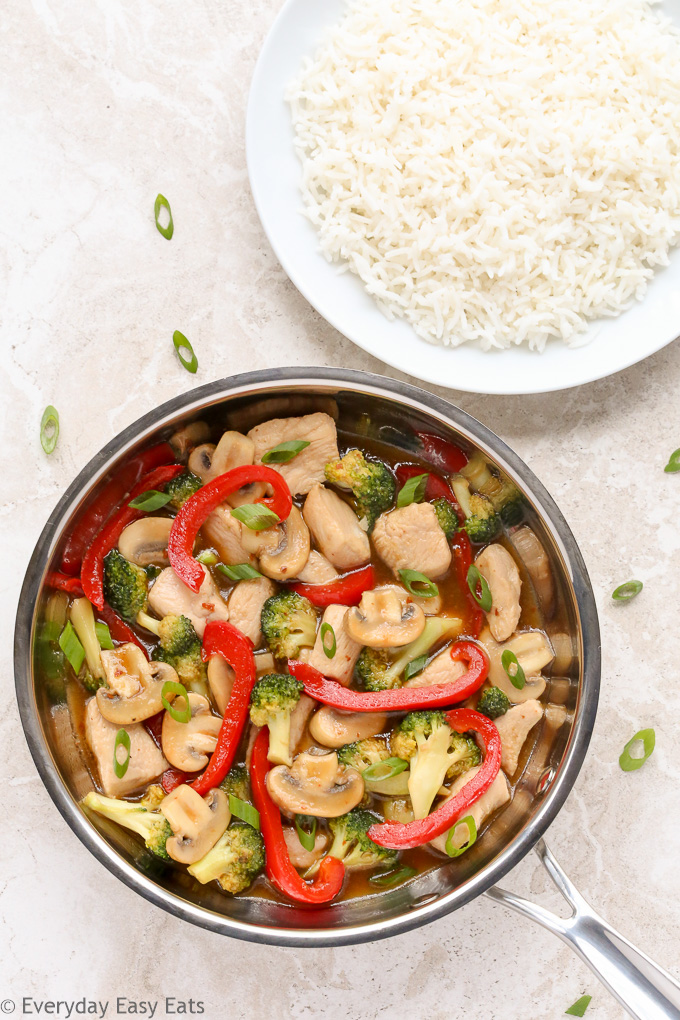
(2, 1, 679, 1017)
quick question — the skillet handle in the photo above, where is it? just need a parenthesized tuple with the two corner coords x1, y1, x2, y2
(486, 839, 680, 1020)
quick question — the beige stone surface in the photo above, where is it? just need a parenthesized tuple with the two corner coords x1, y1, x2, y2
(2, 0, 680, 1017)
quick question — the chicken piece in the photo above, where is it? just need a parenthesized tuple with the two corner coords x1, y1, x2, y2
(200, 506, 258, 566)
(295, 550, 339, 584)
(283, 826, 329, 869)
(248, 412, 339, 496)
(148, 567, 229, 639)
(372, 503, 452, 579)
(227, 577, 276, 646)
(475, 544, 522, 643)
(404, 648, 467, 689)
(303, 484, 370, 570)
(309, 605, 362, 685)
(429, 766, 510, 854)
(85, 698, 167, 797)
(495, 700, 543, 776)
(289, 694, 317, 756)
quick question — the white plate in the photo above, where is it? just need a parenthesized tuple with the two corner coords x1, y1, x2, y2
(246, 0, 680, 395)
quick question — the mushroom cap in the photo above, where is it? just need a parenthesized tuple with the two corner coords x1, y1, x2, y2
(259, 505, 311, 581)
(118, 517, 173, 568)
(345, 589, 425, 648)
(161, 785, 230, 865)
(309, 706, 388, 748)
(162, 692, 222, 772)
(266, 748, 364, 818)
(97, 646, 179, 725)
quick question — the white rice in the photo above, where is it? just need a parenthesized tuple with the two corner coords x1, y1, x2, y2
(287, 0, 680, 351)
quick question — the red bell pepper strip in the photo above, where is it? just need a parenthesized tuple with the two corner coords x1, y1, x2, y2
(289, 640, 488, 712)
(168, 465, 293, 593)
(81, 463, 183, 610)
(451, 531, 484, 638)
(289, 565, 375, 608)
(367, 709, 501, 849)
(46, 571, 85, 596)
(98, 604, 149, 656)
(191, 621, 257, 796)
(250, 727, 345, 904)
(415, 431, 468, 474)
(395, 464, 457, 504)
(161, 768, 190, 794)
(60, 442, 176, 575)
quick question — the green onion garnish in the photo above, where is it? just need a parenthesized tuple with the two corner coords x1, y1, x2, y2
(619, 728, 655, 772)
(261, 440, 311, 464)
(362, 757, 408, 782)
(40, 405, 60, 455)
(230, 504, 281, 531)
(58, 622, 85, 674)
(320, 622, 336, 659)
(216, 562, 263, 581)
(154, 193, 174, 239)
(663, 448, 680, 473)
(173, 330, 198, 374)
(95, 621, 114, 650)
(294, 814, 317, 852)
(612, 580, 643, 601)
(197, 550, 219, 566)
(565, 995, 592, 1017)
(229, 795, 260, 830)
(397, 473, 428, 508)
(467, 565, 492, 612)
(445, 815, 477, 857)
(398, 569, 439, 599)
(162, 680, 191, 723)
(113, 728, 131, 779)
(128, 489, 172, 511)
(369, 865, 417, 887)
(501, 649, 526, 690)
(404, 654, 428, 681)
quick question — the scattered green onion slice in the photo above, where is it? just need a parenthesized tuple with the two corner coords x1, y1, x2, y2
(217, 562, 263, 581)
(565, 995, 592, 1017)
(229, 795, 260, 830)
(154, 193, 174, 239)
(173, 330, 198, 374)
(398, 568, 439, 599)
(320, 622, 337, 659)
(397, 472, 428, 508)
(40, 405, 60, 454)
(197, 550, 218, 566)
(612, 580, 643, 602)
(619, 728, 655, 772)
(294, 814, 317, 852)
(466, 565, 492, 612)
(404, 654, 428, 681)
(113, 728, 131, 779)
(663, 448, 680, 473)
(362, 757, 408, 782)
(128, 489, 172, 511)
(261, 440, 311, 464)
(369, 865, 417, 887)
(445, 815, 477, 857)
(501, 649, 526, 691)
(94, 621, 114, 650)
(230, 504, 281, 531)
(162, 680, 192, 724)
(58, 622, 85, 674)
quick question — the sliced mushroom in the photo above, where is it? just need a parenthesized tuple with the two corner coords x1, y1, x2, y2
(161, 785, 230, 865)
(345, 589, 425, 648)
(495, 700, 543, 775)
(97, 645, 179, 724)
(118, 517, 173, 568)
(240, 520, 283, 557)
(309, 706, 388, 748)
(479, 627, 552, 703)
(207, 655, 234, 716)
(259, 506, 311, 580)
(169, 421, 211, 461)
(375, 583, 442, 616)
(210, 431, 268, 507)
(475, 544, 522, 642)
(188, 443, 216, 482)
(266, 748, 364, 818)
(161, 692, 222, 772)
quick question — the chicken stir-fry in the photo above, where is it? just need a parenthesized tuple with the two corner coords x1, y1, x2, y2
(44, 415, 556, 904)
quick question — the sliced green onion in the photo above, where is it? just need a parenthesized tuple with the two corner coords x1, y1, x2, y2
(128, 489, 172, 511)
(154, 193, 174, 239)
(445, 815, 477, 857)
(612, 580, 643, 602)
(404, 654, 427, 681)
(162, 680, 191, 724)
(398, 569, 439, 599)
(216, 562, 263, 581)
(501, 649, 526, 690)
(113, 728, 131, 779)
(145, 564, 161, 579)
(320, 622, 336, 659)
(261, 440, 310, 464)
(467, 565, 492, 612)
(369, 865, 417, 887)
(663, 448, 680, 473)
(173, 330, 198, 374)
(362, 757, 408, 782)
(59, 622, 85, 674)
(197, 550, 219, 566)
(40, 405, 60, 454)
(229, 795, 260, 830)
(397, 473, 428, 508)
(294, 814, 317, 852)
(565, 995, 592, 1017)
(619, 728, 655, 772)
(230, 504, 281, 531)
(94, 621, 114, 650)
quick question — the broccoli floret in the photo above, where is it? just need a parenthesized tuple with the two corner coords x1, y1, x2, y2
(432, 498, 459, 539)
(460, 453, 524, 527)
(391, 711, 481, 819)
(188, 824, 265, 894)
(249, 673, 303, 765)
(338, 737, 410, 795)
(325, 449, 395, 528)
(140, 784, 166, 811)
(103, 549, 148, 620)
(450, 476, 500, 544)
(355, 647, 399, 692)
(82, 791, 172, 859)
(219, 763, 251, 802)
(355, 617, 462, 692)
(477, 686, 510, 720)
(261, 591, 317, 660)
(165, 470, 202, 510)
(150, 614, 207, 692)
(328, 809, 398, 870)
(81, 670, 107, 693)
